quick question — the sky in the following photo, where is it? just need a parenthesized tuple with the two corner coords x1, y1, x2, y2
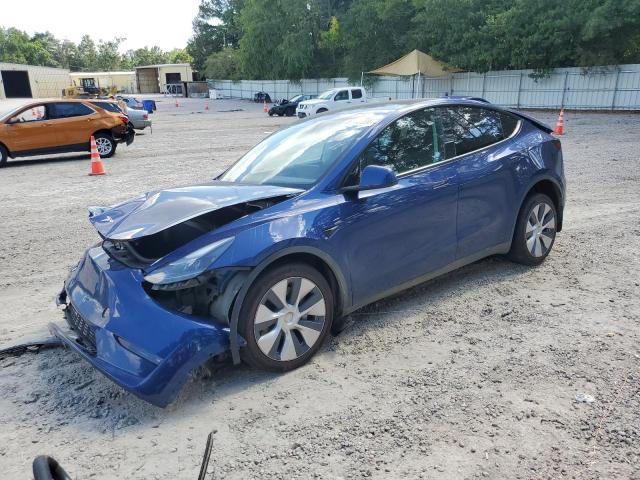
(1, 0, 203, 51)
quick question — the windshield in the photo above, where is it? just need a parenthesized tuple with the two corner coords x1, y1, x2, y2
(219, 110, 387, 189)
(318, 90, 336, 100)
(289, 95, 302, 103)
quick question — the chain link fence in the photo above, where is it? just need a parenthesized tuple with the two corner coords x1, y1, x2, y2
(209, 63, 640, 110)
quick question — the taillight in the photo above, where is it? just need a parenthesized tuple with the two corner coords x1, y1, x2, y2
(143, 113, 148, 120)
(119, 115, 129, 124)
(551, 139, 562, 150)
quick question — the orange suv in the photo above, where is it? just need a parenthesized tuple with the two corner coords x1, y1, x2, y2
(0, 99, 134, 167)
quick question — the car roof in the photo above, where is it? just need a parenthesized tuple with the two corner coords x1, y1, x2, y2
(305, 98, 552, 132)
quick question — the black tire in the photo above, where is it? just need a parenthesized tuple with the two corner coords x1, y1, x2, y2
(239, 263, 334, 372)
(316, 108, 328, 114)
(285, 107, 294, 117)
(508, 193, 557, 266)
(0, 144, 8, 168)
(93, 133, 116, 158)
(268, 112, 274, 117)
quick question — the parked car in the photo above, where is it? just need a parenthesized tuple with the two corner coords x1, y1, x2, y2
(51, 99, 565, 407)
(268, 94, 316, 116)
(253, 91, 272, 103)
(117, 96, 145, 110)
(0, 100, 134, 166)
(296, 86, 368, 118)
(93, 100, 152, 131)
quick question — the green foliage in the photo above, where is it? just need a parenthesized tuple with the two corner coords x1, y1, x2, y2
(0, 28, 194, 72)
(204, 46, 241, 79)
(188, 0, 640, 80)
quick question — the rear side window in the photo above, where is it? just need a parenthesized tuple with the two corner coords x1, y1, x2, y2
(351, 89, 363, 99)
(437, 107, 508, 158)
(90, 102, 122, 113)
(49, 102, 94, 119)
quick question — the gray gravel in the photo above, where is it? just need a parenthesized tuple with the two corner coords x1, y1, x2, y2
(0, 98, 638, 479)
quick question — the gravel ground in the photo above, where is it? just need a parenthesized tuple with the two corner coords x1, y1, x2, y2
(0, 97, 638, 479)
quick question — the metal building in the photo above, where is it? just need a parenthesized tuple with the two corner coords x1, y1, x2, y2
(135, 64, 193, 94)
(0, 62, 70, 99)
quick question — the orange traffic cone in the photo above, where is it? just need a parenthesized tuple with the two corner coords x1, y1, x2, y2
(554, 108, 565, 135)
(88, 136, 106, 176)
(204, 101, 209, 111)
(263, 100, 268, 113)
(175, 98, 180, 107)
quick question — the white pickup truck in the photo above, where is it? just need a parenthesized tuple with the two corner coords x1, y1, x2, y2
(296, 86, 368, 118)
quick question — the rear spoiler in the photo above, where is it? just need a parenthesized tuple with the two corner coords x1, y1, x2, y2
(505, 108, 553, 134)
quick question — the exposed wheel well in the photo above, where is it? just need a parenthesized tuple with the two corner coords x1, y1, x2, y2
(0, 141, 11, 157)
(92, 129, 114, 139)
(258, 253, 343, 316)
(526, 180, 563, 231)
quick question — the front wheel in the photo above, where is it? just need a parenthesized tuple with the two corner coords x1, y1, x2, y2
(93, 133, 116, 158)
(239, 263, 333, 372)
(316, 108, 328, 114)
(508, 193, 557, 266)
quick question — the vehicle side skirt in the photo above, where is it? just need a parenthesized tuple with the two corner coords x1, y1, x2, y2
(343, 241, 511, 315)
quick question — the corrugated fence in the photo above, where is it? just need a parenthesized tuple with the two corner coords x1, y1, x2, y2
(210, 63, 640, 110)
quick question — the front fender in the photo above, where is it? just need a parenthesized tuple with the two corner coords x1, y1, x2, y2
(227, 244, 349, 365)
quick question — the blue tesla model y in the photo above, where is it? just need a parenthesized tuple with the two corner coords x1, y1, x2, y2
(52, 99, 565, 407)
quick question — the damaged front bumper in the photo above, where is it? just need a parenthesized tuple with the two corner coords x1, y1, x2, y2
(51, 245, 236, 407)
(112, 124, 135, 146)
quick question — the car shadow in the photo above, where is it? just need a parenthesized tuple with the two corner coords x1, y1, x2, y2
(21, 254, 531, 430)
(4, 154, 90, 168)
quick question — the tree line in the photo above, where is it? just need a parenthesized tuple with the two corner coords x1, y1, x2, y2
(190, 0, 640, 81)
(0, 27, 192, 71)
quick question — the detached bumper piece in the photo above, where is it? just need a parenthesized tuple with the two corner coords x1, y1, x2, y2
(52, 246, 233, 407)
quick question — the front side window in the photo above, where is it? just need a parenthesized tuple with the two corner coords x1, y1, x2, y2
(11, 105, 46, 123)
(220, 110, 388, 189)
(437, 107, 514, 158)
(49, 102, 94, 119)
(334, 90, 349, 101)
(351, 89, 363, 99)
(359, 108, 441, 175)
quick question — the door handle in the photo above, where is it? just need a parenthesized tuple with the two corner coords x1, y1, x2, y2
(433, 180, 450, 188)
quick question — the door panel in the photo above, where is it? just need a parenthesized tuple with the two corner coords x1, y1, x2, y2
(336, 106, 459, 306)
(3, 105, 59, 152)
(435, 106, 521, 258)
(340, 167, 458, 306)
(49, 102, 97, 146)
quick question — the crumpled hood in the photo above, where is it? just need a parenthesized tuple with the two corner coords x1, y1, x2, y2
(88, 182, 303, 240)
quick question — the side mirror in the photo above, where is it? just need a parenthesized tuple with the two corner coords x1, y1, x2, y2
(343, 165, 397, 193)
(6, 117, 19, 124)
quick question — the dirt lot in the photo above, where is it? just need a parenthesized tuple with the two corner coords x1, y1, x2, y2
(0, 97, 638, 479)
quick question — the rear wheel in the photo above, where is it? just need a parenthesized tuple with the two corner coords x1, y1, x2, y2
(94, 133, 116, 158)
(285, 107, 294, 117)
(239, 263, 333, 372)
(0, 144, 7, 168)
(508, 193, 557, 265)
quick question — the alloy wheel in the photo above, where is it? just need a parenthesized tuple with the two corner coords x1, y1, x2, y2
(253, 277, 326, 362)
(525, 202, 556, 257)
(95, 137, 113, 156)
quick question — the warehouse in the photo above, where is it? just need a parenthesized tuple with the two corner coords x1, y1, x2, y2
(69, 71, 137, 94)
(135, 63, 193, 94)
(0, 62, 70, 99)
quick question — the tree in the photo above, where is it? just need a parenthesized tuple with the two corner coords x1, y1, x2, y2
(96, 38, 124, 71)
(204, 46, 241, 79)
(76, 35, 98, 70)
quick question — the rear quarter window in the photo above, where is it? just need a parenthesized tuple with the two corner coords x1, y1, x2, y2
(351, 89, 363, 99)
(499, 113, 520, 137)
(91, 102, 122, 113)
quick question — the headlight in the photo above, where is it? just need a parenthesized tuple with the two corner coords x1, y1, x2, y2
(144, 237, 234, 285)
